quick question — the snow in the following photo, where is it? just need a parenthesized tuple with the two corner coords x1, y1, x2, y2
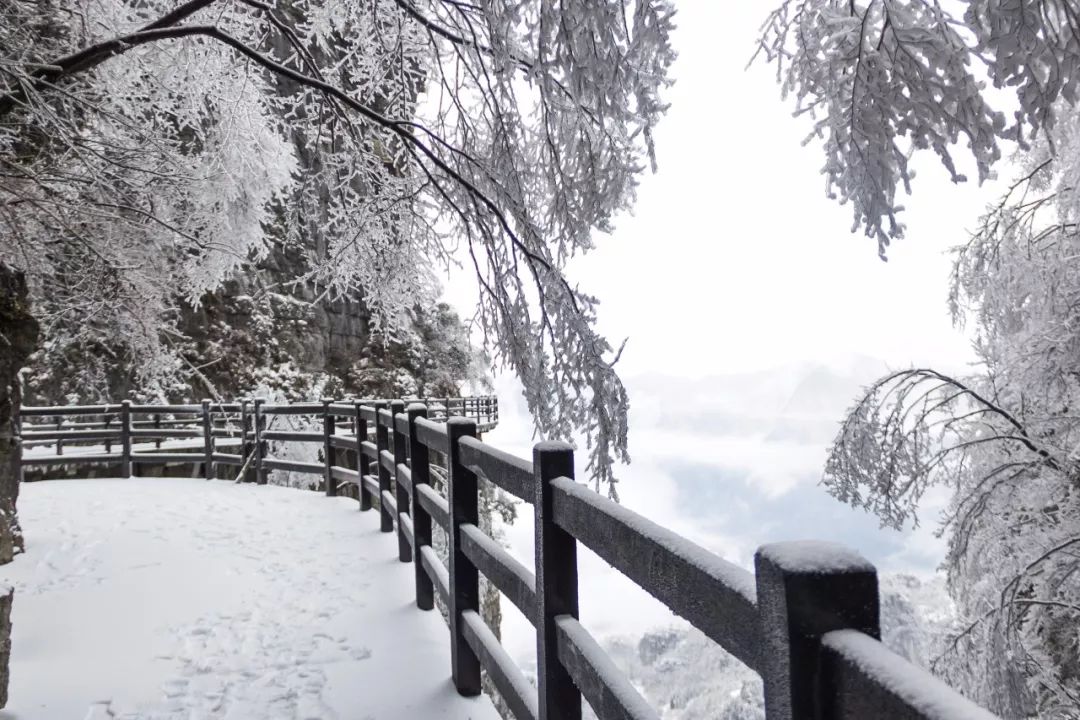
(822, 629, 998, 720)
(0, 477, 500, 720)
(533, 440, 574, 453)
(757, 540, 874, 574)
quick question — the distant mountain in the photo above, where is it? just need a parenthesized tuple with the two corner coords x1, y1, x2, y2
(626, 355, 889, 444)
(764, 357, 888, 444)
(777, 362, 880, 418)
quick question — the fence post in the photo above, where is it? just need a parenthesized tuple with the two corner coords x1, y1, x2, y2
(391, 399, 410, 562)
(345, 407, 359, 502)
(374, 400, 393, 532)
(120, 401, 132, 479)
(104, 415, 112, 453)
(254, 398, 266, 485)
(240, 400, 252, 483)
(356, 401, 372, 511)
(447, 416, 481, 696)
(754, 542, 880, 720)
(322, 399, 336, 497)
(13, 407, 22, 486)
(201, 399, 214, 480)
(153, 413, 162, 450)
(407, 403, 433, 610)
(534, 441, 580, 720)
(55, 416, 62, 456)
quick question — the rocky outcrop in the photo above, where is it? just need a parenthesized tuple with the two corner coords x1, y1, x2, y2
(175, 243, 483, 402)
(178, 267, 374, 400)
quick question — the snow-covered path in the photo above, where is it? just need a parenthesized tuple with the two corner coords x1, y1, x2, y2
(0, 477, 500, 720)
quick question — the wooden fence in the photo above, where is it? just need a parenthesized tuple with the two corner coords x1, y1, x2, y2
(16, 398, 997, 720)
(18, 395, 497, 476)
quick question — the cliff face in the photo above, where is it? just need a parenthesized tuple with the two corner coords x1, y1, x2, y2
(176, 245, 484, 403)
(178, 246, 374, 401)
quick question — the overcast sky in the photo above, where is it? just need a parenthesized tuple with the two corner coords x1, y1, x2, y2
(444, 1, 1001, 380)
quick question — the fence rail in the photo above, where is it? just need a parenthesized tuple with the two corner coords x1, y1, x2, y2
(17, 395, 497, 475)
(15, 396, 997, 720)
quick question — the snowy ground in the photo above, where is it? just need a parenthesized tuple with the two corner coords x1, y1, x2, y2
(0, 477, 500, 720)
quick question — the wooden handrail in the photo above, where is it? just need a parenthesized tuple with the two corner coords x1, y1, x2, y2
(18, 396, 497, 466)
(14, 395, 996, 720)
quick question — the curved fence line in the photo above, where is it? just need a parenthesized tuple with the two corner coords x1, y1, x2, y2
(15, 397, 997, 720)
(18, 395, 497, 471)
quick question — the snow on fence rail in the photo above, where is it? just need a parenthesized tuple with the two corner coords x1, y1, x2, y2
(14, 397, 996, 720)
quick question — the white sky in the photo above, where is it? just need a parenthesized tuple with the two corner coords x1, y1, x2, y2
(444, 1, 1002, 379)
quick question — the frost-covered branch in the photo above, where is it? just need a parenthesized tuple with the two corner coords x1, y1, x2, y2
(755, 0, 1004, 255)
(820, 110, 1080, 713)
(1, 0, 675, 492)
(824, 367, 1062, 530)
(826, 361, 1080, 715)
(756, 0, 1080, 258)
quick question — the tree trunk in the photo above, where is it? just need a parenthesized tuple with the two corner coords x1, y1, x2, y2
(0, 585, 10, 708)
(0, 261, 38, 561)
(0, 261, 36, 709)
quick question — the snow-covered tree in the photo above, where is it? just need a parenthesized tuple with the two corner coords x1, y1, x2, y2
(1, 0, 676, 494)
(757, 2, 1080, 715)
(755, 0, 1079, 257)
(347, 303, 492, 399)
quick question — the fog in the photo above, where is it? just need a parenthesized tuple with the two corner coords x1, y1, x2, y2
(480, 360, 955, 665)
